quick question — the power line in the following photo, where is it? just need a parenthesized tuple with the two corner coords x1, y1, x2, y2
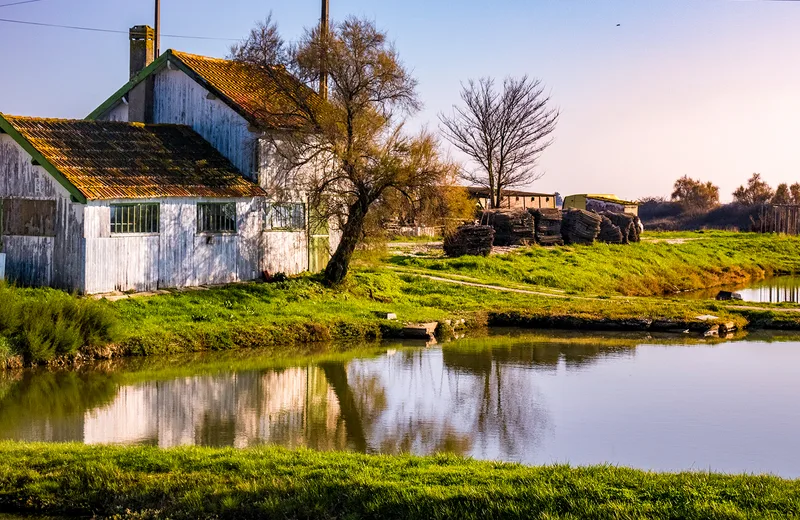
(0, 0, 42, 8)
(0, 17, 240, 40)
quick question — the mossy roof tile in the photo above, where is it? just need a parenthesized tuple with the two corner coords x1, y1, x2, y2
(171, 51, 318, 130)
(1, 115, 265, 200)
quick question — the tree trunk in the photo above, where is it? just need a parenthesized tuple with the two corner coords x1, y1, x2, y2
(324, 200, 367, 285)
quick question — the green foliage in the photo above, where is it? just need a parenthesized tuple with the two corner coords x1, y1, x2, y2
(671, 175, 720, 211)
(733, 173, 774, 206)
(0, 443, 799, 519)
(0, 336, 11, 362)
(0, 284, 119, 364)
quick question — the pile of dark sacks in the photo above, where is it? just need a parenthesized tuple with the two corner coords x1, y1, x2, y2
(598, 216, 624, 244)
(529, 208, 564, 246)
(443, 225, 495, 257)
(481, 209, 535, 246)
(561, 209, 602, 245)
(601, 211, 641, 244)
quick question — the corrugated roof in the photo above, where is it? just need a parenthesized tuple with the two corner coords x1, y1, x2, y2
(466, 186, 556, 198)
(585, 194, 639, 206)
(1, 115, 265, 200)
(170, 51, 319, 130)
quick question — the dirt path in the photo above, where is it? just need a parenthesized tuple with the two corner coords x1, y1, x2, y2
(390, 267, 598, 300)
(640, 237, 701, 245)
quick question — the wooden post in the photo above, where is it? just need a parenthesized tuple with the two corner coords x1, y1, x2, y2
(319, 0, 329, 100)
(154, 0, 161, 58)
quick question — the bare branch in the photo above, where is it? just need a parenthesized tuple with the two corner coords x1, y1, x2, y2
(439, 75, 559, 208)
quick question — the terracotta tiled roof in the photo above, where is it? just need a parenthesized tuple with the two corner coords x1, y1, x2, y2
(171, 51, 319, 130)
(1, 115, 265, 200)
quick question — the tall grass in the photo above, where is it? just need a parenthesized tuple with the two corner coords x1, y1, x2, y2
(0, 443, 798, 519)
(0, 284, 118, 363)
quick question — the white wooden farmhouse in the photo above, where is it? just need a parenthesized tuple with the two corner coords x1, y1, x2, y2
(0, 25, 331, 294)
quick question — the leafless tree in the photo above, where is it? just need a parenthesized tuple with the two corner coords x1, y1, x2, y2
(263, 17, 455, 284)
(228, 13, 287, 67)
(439, 77, 559, 209)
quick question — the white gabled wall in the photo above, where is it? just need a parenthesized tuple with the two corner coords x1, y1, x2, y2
(153, 68, 257, 178)
(0, 135, 84, 291)
(92, 62, 315, 281)
(102, 102, 130, 122)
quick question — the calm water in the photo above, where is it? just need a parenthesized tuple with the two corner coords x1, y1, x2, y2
(678, 276, 800, 303)
(3, 332, 800, 477)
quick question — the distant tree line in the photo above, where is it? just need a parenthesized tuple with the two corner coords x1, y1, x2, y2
(664, 173, 800, 211)
(641, 173, 800, 231)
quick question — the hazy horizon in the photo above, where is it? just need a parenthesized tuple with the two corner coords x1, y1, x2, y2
(1, 0, 798, 202)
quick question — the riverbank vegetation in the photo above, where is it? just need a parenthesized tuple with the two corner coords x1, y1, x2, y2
(1, 231, 800, 366)
(0, 443, 797, 519)
(0, 285, 117, 366)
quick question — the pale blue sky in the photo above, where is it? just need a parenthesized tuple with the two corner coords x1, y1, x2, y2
(1, 0, 799, 200)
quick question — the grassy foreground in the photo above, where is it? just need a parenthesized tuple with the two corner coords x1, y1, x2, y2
(3, 231, 800, 366)
(0, 443, 798, 519)
(392, 231, 800, 296)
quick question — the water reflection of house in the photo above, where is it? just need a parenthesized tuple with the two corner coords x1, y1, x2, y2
(82, 367, 343, 449)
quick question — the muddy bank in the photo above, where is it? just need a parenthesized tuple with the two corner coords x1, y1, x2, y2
(487, 311, 744, 335)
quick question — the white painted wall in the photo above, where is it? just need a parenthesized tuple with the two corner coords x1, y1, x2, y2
(262, 231, 307, 276)
(0, 135, 84, 290)
(102, 102, 129, 122)
(90, 60, 316, 283)
(84, 198, 265, 294)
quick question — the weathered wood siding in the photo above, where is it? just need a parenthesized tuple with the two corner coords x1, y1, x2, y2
(153, 69, 257, 179)
(0, 135, 84, 290)
(84, 198, 265, 294)
(93, 65, 312, 280)
(262, 231, 308, 275)
(101, 102, 130, 122)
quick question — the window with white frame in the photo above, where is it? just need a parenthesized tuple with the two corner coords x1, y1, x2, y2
(197, 202, 237, 233)
(265, 202, 305, 230)
(110, 203, 160, 234)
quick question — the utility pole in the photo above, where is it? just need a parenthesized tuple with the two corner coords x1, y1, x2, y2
(319, 0, 329, 100)
(154, 0, 161, 58)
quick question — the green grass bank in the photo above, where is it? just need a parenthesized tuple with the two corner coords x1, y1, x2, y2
(3, 231, 800, 367)
(0, 443, 798, 519)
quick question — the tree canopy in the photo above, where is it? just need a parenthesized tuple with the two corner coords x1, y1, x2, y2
(228, 13, 287, 67)
(733, 173, 774, 206)
(245, 17, 455, 284)
(670, 176, 720, 211)
(439, 77, 559, 209)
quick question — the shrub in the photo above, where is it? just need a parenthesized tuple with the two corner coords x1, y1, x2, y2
(0, 283, 119, 363)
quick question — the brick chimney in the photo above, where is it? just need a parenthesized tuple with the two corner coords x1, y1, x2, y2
(128, 25, 155, 123)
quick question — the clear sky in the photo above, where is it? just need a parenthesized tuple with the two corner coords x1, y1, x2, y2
(1, 0, 799, 201)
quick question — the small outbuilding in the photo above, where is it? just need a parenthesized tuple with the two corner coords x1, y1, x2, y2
(0, 114, 270, 294)
(467, 187, 557, 211)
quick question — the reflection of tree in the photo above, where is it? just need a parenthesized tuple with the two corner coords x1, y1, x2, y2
(319, 363, 368, 452)
(0, 370, 119, 442)
(0, 338, 636, 461)
(445, 341, 634, 374)
(341, 348, 551, 461)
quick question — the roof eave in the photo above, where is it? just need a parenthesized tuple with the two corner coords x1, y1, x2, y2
(0, 114, 88, 204)
(87, 50, 272, 131)
(86, 51, 172, 120)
